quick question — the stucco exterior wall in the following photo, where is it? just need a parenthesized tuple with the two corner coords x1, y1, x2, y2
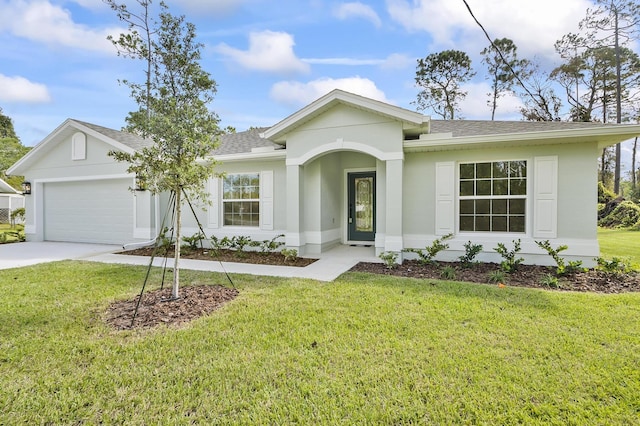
(178, 159, 288, 243)
(285, 104, 405, 161)
(402, 141, 600, 265)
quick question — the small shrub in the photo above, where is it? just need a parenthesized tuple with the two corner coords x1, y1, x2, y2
(379, 251, 398, 269)
(595, 256, 633, 274)
(440, 265, 456, 280)
(0, 233, 6, 243)
(10, 207, 25, 226)
(181, 232, 205, 250)
(539, 273, 559, 288)
(535, 240, 585, 276)
(487, 270, 506, 284)
(210, 235, 232, 255)
(458, 241, 483, 268)
(230, 236, 252, 258)
(403, 233, 453, 265)
(281, 248, 298, 263)
(259, 234, 285, 254)
(494, 239, 524, 273)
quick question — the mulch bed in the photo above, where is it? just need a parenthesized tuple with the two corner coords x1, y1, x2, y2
(106, 251, 639, 330)
(106, 285, 239, 330)
(119, 246, 317, 267)
(350, 260, 640, 294)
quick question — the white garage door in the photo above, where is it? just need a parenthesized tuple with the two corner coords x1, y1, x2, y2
(44, 179, 134, 244)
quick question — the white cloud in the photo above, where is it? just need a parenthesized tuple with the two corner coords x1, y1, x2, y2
(380, 53, 414, 70)
(215, 31, 310, 75)
(168, 0, 247, 15)
(0, 0, 123, 53)
(334, 2, 382, 28)
(270, 77, 390, 106)
(458, 82, 524, 120)
(0, 74, 51, 103)
(386, 0, 592, 59)
(304, 57, 385, 66)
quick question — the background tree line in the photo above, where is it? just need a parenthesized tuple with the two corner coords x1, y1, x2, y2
(415, 0, 640, 197)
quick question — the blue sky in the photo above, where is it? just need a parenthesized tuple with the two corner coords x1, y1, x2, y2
(0, 0, 617, 149)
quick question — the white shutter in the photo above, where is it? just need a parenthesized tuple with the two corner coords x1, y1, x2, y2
(208, 177, 219, 229)
(435, 161, 455, 235)
(533, 156, 558, 238)
(260, 170, 274, 230)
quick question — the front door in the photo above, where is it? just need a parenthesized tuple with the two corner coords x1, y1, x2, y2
(348, 172, 376, 242)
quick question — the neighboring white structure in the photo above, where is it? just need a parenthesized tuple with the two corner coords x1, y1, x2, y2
(8, 90, 640, 265)
(0, 178, 24, 224)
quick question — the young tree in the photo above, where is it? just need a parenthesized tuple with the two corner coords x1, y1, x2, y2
(0, 108, 30, 190)
(414, 50, 476, 119)
(107, 1, 222, 299)
(581, 0, 640, 193)
(480, 38, 532, 120)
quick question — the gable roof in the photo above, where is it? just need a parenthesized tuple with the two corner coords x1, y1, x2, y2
(7, 119, 151, 176)
(262, 89, 429, 143)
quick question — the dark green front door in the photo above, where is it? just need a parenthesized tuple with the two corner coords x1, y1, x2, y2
(348, 172, 376, 242)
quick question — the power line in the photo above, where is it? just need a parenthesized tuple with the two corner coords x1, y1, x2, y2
(461, 0, 542, 112)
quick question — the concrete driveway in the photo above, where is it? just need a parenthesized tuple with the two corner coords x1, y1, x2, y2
(0, 242, 121, 270)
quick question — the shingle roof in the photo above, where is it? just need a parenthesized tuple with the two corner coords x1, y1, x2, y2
(73, 120, 153, 151)
(429, 120, 616, 137)
(212, 127, 281, 155)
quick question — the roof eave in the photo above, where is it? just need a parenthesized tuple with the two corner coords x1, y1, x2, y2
(404, 125, 640, 152)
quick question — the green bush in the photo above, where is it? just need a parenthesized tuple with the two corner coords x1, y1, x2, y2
(598, 181, 616, 204)
(494, 239, 524, 273)
(458, 241, 482, 268)
(598, 200, 640, 228)
(403, 233, 453, 265)
(379, 251, 398, 269)
(535, 240, 585, 276)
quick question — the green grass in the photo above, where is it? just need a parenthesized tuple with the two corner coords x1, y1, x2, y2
(598, 227, 640, 265)
(1, 261, 640, 424)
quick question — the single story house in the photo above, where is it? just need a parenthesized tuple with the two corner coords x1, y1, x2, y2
(8, 90, 640, 265)
(0, 178, 24, 224)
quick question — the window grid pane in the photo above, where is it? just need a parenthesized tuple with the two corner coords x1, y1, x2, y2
(222, 173, 260, 227)
(459, 161, 527, 233)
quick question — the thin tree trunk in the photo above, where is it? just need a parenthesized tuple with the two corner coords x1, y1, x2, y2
(172, 189, 181, 299)
(601, 148, 607, 185)
(633, 137, 638, 190)
(613, 3, 622, 194)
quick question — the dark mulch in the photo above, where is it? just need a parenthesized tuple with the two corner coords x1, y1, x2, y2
(105, 285, 239, 330)
(119, 246, 317, 267)
(350, 260, 640, 294)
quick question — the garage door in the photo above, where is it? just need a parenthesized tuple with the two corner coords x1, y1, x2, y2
(44, 179, 134, 244)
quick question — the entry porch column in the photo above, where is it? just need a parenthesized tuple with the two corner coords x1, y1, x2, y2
(286, 164, 305, 253)
(384, 158, 403, 254)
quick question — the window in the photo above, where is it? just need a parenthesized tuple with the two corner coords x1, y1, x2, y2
(459, 161, 527, 233)
(223, 173, 260, 226)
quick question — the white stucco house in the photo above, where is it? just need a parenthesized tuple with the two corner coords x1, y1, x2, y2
(8, 90, 640, 265)
(0, 178, 24, 224)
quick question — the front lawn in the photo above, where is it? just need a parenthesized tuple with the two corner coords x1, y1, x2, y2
(1, 261, 639, 424)
(598, 227, 640, 265)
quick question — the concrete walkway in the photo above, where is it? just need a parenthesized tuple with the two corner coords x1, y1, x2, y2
(0, 241, 380, 281)
(0, 242, 121, 270)
(88, 244, 380, 282)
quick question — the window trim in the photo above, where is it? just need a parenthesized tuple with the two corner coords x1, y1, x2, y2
(222, 172, 261, 228)
(456, 159, 529, 235)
